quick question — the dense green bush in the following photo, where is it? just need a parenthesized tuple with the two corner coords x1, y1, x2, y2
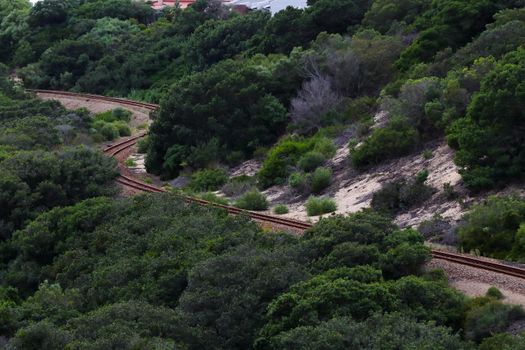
(288, 172, 309, 193)
(273, 204, 289, 215)
(0, 146, 117, 240)
(259, 136, 335, 188)
(458, 195, 525, 261)
(447, 48, 525, 190)
(137, 137, 149, 154)
(114, 121, 131, 137)
(306, 196, 337, 216)
(94, 108, 132, 123)
(371, 173, 434, 215)
(258, 136, 316, 188)
(351, 117, 419, 168)
(189, 168, 228, 192)
(235, 189, 269, 211)
(147, 58, 295, 178)
(310, 167, 332, 194)
(479, 333, 525, 350)
(464, 299, 525, 342)
(98, 122, 119, 141)
(297, 151, 326, 172)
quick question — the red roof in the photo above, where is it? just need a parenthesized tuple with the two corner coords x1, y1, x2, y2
(150, 0, 232, 10)
(150, 0, 195, 10)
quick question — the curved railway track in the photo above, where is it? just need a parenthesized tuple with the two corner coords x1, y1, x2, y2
(32, 89, 525, 280)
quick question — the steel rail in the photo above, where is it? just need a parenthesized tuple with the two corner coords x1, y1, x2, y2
(32, 89, 525, 280)
(431, 250, 525, 280)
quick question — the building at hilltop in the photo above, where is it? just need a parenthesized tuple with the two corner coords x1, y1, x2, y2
(148, 0, 230, 10)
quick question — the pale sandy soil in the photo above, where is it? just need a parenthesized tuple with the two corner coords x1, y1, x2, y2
(253, 137, 467, 226)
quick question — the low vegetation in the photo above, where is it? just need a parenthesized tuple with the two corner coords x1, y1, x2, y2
(458, 195, 525, 262)
(189, 168, 228, 192)
(2, 0, 525, 347)
(371, 171, 434, 216)
(235, 189, 269, 211)
(91, 108, 132, 142)
(306, 196, 337, 216)
(273, 204, 289, 215)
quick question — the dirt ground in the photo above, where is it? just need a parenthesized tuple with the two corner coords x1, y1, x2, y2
(427, 259, 525, 307)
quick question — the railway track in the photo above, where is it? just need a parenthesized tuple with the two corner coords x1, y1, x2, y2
(32, 89, 525, 280)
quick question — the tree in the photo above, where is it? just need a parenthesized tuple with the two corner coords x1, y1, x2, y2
(0, 147, 117, 239)
(146, 60, 287, 178)
(259, 313, 469, 350)
(185, 11, 269, 68)
(363, 0, 429, 33)
(457, 195, 525, 261)
(179, 245, 307, 349)
(0, 0, 31, 63)
(447, 48, 525, 190)
(27, 0, 71, 28)
(73, 0, 153, 24)
(396, 0, 521, 70)
(305, 0, 372, 35)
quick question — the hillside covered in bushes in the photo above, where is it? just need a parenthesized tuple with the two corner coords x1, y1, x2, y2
(2, 0, 525, 348)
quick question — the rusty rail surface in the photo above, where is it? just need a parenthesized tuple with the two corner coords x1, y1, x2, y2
(32, 89, 525, 280)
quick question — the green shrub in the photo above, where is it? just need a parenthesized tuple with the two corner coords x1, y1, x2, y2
(95, 108, 131, 123)
(371, 175, 434, 215)
(114, 121, 131, 137)
(124, 158, 136, 167)
(91, 133, 105, 143)
(137, 137, 149, 154)
(310, 167, 332, 194)
(288, 172, 309, 193)
(99, 123, 119, 141)
(486, 287, 504, 300)
(480, 333, 525, 350)
(221, 175, 256, 198)
(422, 150, 433, 159)
(199, 192, 229, 206)
(253, 147, 268, 161)
(443, 182, 458, 200)
(298, 151, 326, 172)
(313, 137, 337, 158)
(189, 168, 228, 192)
(306, 196, 337, 216)
(258, 136, 315, 188)
(258, 136, 336, 189)
(112, 108, 132, 122)
(345, 96, 377, 122)
(464, 300, 525, 342)
(458, 195, 525, 262)
(415, 169, 429, 184)
(273, 204, 289, 215)
(351, 117, 419, 168)
(235, 189, 268, 211)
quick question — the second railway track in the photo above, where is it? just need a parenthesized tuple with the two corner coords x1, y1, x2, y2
(34, 89, 525, 281)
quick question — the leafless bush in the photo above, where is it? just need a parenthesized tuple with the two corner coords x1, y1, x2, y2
(290, 75, 343, 135)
